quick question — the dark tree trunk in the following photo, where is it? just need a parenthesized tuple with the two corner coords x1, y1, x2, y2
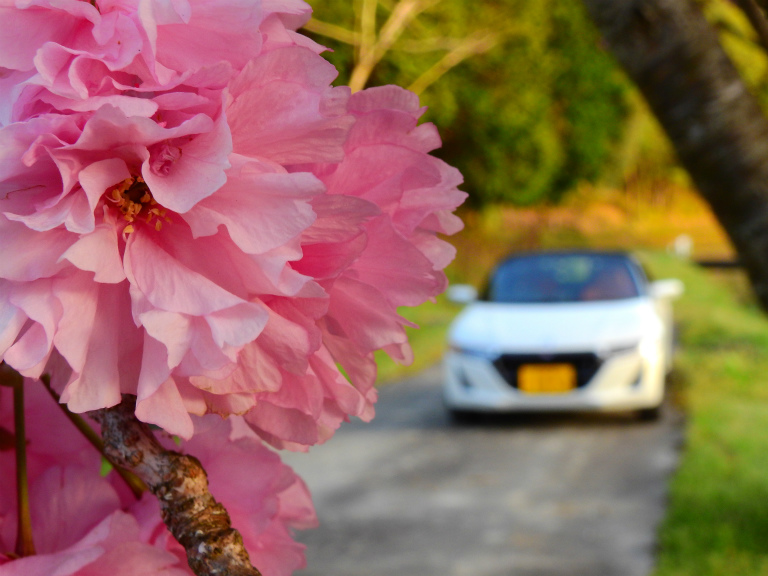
(581, 0, 768, 310)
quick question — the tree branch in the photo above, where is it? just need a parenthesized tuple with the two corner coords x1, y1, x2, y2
(89, 396, 261, 576)
(356, 0, 378, 64)
(733, 0, 768, 55)
(349, 0, 438, 91)
(40, 375, 147, 499)
(5, 366, 34, 558)
(302, 18, 358, 45)
(581, 0, 768, 311)
(407, 29, 502, 94)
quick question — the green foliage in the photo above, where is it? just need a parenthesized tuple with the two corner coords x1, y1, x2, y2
(703, 0, 768, 111)
(307, 0, 629, 206)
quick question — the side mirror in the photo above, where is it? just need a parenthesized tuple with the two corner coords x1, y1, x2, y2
(649, 279, 684, 299)
(446, 284, 478, 304)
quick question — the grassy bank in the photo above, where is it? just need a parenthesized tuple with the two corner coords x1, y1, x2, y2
(644, 253, 768, 576)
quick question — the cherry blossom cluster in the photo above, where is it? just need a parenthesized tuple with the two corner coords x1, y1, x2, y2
(0, 380, 316, 575)
(0, 0, 465, 573)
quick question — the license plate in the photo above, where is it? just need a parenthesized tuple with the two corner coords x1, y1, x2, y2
(517, 363, 576, 394)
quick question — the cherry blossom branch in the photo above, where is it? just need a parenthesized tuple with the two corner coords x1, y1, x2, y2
(0, 364, 35, 557)
(734, 0, 768, 55)
(40, 375, 147, 499)
(89, 396, 262, 576)
(12, 375, 34, 558)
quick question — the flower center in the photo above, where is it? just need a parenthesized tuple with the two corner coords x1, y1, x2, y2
(109, 176, 171, 233)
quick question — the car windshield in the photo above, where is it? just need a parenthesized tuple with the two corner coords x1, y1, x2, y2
(488, 253, 642, 303)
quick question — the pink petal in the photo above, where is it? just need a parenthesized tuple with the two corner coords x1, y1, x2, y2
(0, 216, 75, 281)
(152, 0, 263, 72)
(135, 376, 194, 438)
(351, 216, 445, 307)
(348, 84, 425, 117)
(4, 280, 58, 375)
(31, 466, 121, 555)
(135, 332, 172, 403)
(77, 158, 132, 215)
(0, 286, 27, 358)
(58, 284, 124, 412)
(228, 47, 353, 164)
(245, 402, 320, 449)
(142, 110, 232, 214)
(139, 310, 192, 369)
(325, 276, 412, 353)
(0, 547, 102, 576)
(61, 225, 126, 283)
(184, 168, 322, 254)
(51, 272, 99, 373)
(124, 231, 246, 316)
(0, 5, 79, 71)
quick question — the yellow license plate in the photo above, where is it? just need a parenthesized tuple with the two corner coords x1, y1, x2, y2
(518, 363, 576, 394)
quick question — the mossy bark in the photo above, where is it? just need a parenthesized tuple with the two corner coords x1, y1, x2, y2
(90, 396, 261, 576)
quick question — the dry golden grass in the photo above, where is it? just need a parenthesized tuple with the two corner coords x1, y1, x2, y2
(448, 184, 734, 286)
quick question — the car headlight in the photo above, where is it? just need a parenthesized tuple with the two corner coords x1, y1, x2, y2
(638, 335, 662, 358)
(448, 344, 500, 360)
(598, 342, 640, 359)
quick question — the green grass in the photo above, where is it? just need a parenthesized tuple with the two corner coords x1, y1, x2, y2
(641, 252, 768, 576)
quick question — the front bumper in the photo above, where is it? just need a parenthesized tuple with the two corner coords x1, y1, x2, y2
(442, 345, 665, 413)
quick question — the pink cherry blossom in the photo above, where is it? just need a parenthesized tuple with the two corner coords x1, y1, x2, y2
(0, 381, 316, 575)
(0, 0, 315, 125)
(0, 0, 464, 449)
(236, 87, 466, 450)
(0, 380, 187, 575)
(1, 1, 465, 574)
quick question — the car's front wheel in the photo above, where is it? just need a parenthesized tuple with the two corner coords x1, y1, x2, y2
(447, 408, 483, 425)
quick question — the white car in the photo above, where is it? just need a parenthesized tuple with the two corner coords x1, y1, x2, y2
(443, 251, 683, 420)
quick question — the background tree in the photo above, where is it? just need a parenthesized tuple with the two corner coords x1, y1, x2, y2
(306, 0, 628, 206)
(579, 0, 768, 311)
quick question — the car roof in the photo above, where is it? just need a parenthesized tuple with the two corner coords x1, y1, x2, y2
(499, 249, 633, 261)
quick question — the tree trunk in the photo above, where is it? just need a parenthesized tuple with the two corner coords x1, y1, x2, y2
(581, 0, 768, 310)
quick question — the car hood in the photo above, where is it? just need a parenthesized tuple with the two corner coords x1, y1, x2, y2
(448, 299, 660, 355)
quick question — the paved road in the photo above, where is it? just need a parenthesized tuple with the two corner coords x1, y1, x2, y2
(283, 365, 684, 576)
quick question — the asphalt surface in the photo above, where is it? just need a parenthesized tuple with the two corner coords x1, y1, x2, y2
(282, 365, 684, 576)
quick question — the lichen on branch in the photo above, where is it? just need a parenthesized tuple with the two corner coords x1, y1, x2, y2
(89, 396, 262, 576)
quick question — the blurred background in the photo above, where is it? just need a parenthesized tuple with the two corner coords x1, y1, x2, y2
(303, 0, 751, 281)
(282, 1, 768, 575)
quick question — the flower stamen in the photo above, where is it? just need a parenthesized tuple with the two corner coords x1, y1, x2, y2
(108, 177, 171, 234)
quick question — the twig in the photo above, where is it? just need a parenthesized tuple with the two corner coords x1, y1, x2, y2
(40, 375, 147, 499)
(349, 0, 439, 91)
(1, 364, 35, 557)
(303, 18, 358, 45)
(734, 0, 768, 56)
(89, 396, 261, 576)
(407, 30, 502, 94)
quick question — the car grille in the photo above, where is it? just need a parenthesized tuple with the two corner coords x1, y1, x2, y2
(492, 353, 602, 389)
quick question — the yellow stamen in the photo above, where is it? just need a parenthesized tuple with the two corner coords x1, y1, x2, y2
(107, 176, 170, 234)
